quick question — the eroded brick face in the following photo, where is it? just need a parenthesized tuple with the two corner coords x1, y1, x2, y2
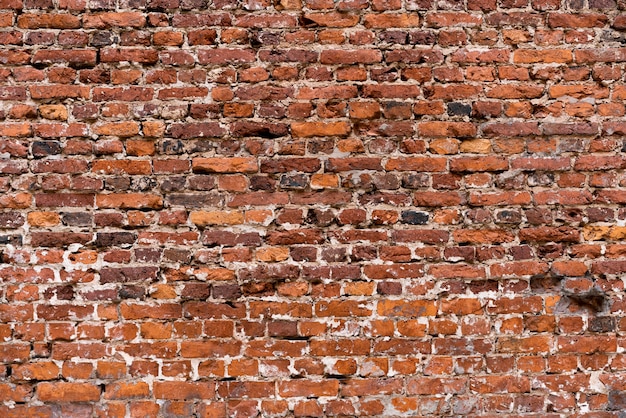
(0, 0, 625, 416)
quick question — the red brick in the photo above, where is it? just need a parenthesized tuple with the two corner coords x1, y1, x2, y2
(427, 12, 482, 27)
(486, 296, 543, 314)
(154, 382, 216, 400)
(158, 87, 208, 99)
(153, 31, 185, 46)
(303, 12, 359, 27)
(197, 49, 255, 64)
(37, 382, 100, 402)
(383, 157, 445, 172)
(511, 156, 571, 171)
(96, 193, 163, 210)
(181, 341, 242, 357)
(377, 300, 437, 316)
(484, 121, 541, 137)
(430, 264, 486, 279)
(12, 362, 59, 381)
(364, 264, 424, 280)
(278, 380, 339, 397)
(419, 122, 477, 138)
(291, 121, 351, 137)
(363, 13, 420, 28)
(513, 49, 573, 63)
(454, 229, 515, 244)
(0, 50, 29, 64)
(192, 157, 257, 174)
(105, 382, 150, 400)
(450, 156, 509, 172)
(0, 0, 21, 8)
(469, 191, 532, 206)
(0, 383, 31, 402)
(519, 226, 580, 242)
(234, 14, 297, 28)
(342, 378, 403, 396)
(576, 48, 626, 63)
(83, 12, 146, 28)
(18, 13, 80, 28)
(557, 336, 617, 354)
(93, 87, 154, 102)
(497, 336, 552, 353)
(320, 49, 382, 64)
(490, 261, 549, 278)
(92, 160, 151, 175)
(451, 48, 510, 63)
(0, 343, 30, 362)
(387, 49, 444, 63)
(470, 376, 531, 393)
(412, 191, 464, 207)
(534, 190, 593, 205)
(548, 13, 608, 28)
(168, 122, 225, 139)
(32, 50, 97, 66)
(30, 85, 89, 100)
(407, 377, 467, 395)
(549, 84, 609, 99)
(245, 340, 306, 357)
(486, 85, 544, 99)
(100, 48, 158, 64)
(310, 339, 370, 355)
(425, 84, 483, 99)
(297, 85, 357, 99)
(362, 84, 420, 99)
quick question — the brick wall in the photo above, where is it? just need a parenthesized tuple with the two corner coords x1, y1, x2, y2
(0, 0, 625, 416)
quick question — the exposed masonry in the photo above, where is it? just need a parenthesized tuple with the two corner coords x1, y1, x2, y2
(1, 0, 626, 416)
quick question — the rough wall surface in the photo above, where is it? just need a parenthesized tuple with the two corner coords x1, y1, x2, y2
(1, 0, 626, 416)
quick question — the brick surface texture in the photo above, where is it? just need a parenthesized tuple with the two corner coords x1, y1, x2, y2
(1, 0, 626, 416)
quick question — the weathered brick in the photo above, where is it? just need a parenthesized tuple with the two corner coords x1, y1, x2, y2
(363, 13, 421, 28)
(197, 49, 255, 64)
(419, 122, 477, 137)
(364, 264, 425, 279)
(192, 158, 257, 173)
(387, 49, 444, 63)
(486, 85, 544, 99)
(407, 377, 467, 395)
(154, 381, 216, 400)
(93, 87, 154, 101)
(190, 211, 244, 226)
(425, 85, 483, 100)
(0, 1, 622, 414)
(470, 376, 531, 393)
(18, 13, 80, 29)
(96, 194, 163, 209)
(303, 12, 359, 27)
(32, 50, 97, 66)
(513, 49, 573, 63)
(83, 12, 146, 28)
(37, 382, 101, 402)
(548, 12, 608, 27)
(549, 84, 609, 99)
(291, 121, 351, 137)
(30, 85, 90, 100)
(100, 48, 158, 63)
(320, 49, 382, 64)
(385, 157, 447, 172)
(451, 48, 510, 63)
(278, 380, 339, 397)
(92, 160, 151, 175)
